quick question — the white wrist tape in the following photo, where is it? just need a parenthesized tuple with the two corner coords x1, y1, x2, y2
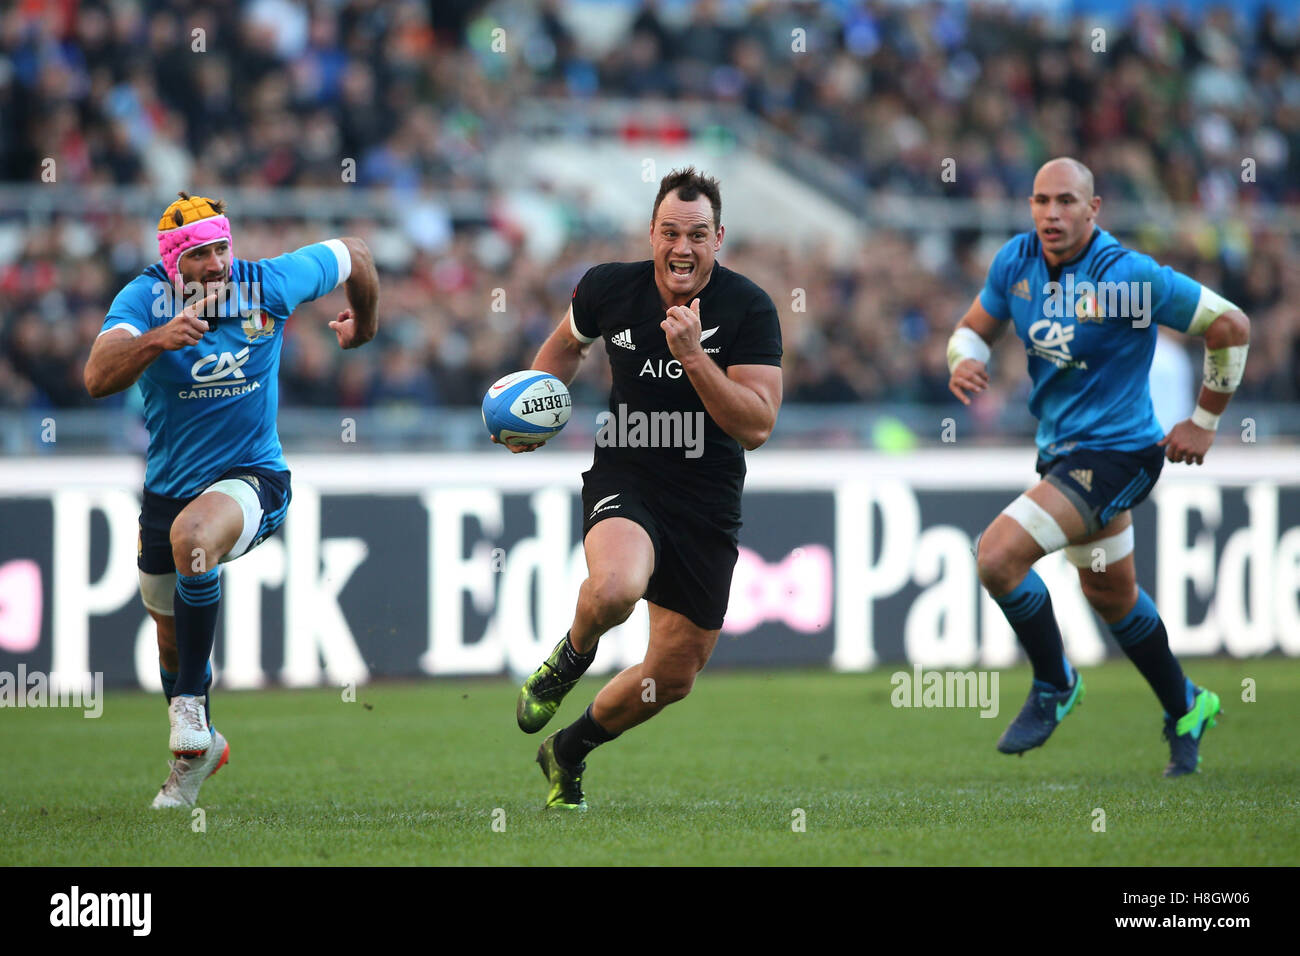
(1191, 406, 1221, 431)
(1203, 344, 1248, 393)
(947, 326, 991, 374)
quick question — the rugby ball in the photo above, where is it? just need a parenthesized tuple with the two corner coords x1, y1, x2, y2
(482, 370, 572, 446)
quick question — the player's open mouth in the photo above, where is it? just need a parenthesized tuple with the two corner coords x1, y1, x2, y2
(1042, 228, 1063, 240)
(669, 260, 694, 277)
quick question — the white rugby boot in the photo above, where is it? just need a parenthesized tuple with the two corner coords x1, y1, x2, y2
(151, 729, 230, 808)
(168, 694, 211, 757)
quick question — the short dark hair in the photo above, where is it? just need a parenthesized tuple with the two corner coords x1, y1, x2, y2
(652, 167, 721, 232)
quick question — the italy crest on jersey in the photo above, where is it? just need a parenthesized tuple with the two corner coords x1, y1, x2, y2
(242, 309, 275, 341)
(1075, 289, 1105, 323)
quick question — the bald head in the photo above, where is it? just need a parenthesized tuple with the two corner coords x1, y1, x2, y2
(1029, 157, 1100, 265)
(1034, 157, 1094, 201)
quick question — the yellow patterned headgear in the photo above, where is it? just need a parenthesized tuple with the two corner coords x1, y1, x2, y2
(157, 192, 232, 284)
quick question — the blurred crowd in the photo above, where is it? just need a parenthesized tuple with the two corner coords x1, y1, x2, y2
(1, 0, 1298, 418)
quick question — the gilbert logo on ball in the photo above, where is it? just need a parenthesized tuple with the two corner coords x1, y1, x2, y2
(482, 370, 572, 446)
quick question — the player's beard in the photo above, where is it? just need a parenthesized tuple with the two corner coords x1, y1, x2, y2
(201, 268, 231, 300)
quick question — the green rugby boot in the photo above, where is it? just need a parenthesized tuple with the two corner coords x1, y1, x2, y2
(1163, 683, 1222, 777)
(516, 637, 581, 734)
(537, 732, 587, 811)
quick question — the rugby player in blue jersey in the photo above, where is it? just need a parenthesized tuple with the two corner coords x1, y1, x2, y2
(84, 193, 378, 806)
(947, 159, 1250, 776)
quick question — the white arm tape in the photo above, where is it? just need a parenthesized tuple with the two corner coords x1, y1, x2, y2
(1187, 285, 1238, 335)
(1203, 344, 1248, 393)
(323, 239, 352, 288)
(947, 326, 991, 373)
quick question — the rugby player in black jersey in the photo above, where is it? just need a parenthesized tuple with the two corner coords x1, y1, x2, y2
(501, 167, 783, 809)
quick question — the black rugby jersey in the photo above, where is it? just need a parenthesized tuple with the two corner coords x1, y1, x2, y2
(571, 260, 782, 505)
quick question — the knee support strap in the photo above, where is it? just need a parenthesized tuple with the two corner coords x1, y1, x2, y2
(139, 570, 176, 615)
(1001, 494, 1069, 554)
(1064, 525, 1135, 568)
(203, 478, 263, 561)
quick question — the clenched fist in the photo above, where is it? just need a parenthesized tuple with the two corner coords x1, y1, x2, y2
(1158, 419, 1215, 466)
(662, 297, 704, 362)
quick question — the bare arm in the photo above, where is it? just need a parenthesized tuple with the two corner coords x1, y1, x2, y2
(663, 298, 782, 451)
(681, 359, 782, 450)
(84, 292, 217, 399)
(948, 295, 1010, 406)
(328, 236, 379, 349)
(1159, 308, 1251, 465)
(529, 305, 591, 385)
(1191, 309, 1250, 417)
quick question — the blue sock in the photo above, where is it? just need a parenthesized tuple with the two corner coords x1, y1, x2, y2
(160, 665, 177, 701)
(1109, 587, 1187, 718)
(993, 569, 1071, 690)
(174, 568, 220, 698)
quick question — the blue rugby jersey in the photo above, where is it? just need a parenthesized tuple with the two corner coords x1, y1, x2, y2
(99, 243, 344, 497)
(979, 227, 1203, 458)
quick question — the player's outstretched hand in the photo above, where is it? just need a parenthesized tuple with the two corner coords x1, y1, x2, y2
(662, 297, 703, 361)
(490, 435, 544, 454)
(330, 309, 369, 349)
(1159, 419, 1215, 466)
(948, 358, 989, 406)
(157, 291, 218, 349)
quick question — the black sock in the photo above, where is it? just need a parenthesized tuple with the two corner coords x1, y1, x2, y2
(992, 569, 1070, 690)
(1109, 588, 1189, 717)
(174, 568, 220, 698)
(557, 632, 597, 679)
(554, 704, 619, 768)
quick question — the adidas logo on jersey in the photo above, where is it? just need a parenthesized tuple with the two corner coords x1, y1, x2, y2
(1012, 279, 1032, 301)
(1069, 468, 1093, 493)
(611, 329, 635, 350)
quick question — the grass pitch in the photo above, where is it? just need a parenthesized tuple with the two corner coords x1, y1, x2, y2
(2, 658, 1297, 866)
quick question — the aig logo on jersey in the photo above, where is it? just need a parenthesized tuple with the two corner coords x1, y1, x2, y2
(180, 348, 261, 399)
(241, 309, 275, 341)
(640, 358, 683, 379)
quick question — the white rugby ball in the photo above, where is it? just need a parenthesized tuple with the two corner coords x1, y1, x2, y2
(482, 370, 572, 446)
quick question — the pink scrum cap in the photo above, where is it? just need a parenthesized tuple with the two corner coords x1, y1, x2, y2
(156, 193, 233, 285)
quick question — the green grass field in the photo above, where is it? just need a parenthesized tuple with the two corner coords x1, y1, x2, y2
(2, 658, 1297, 866)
